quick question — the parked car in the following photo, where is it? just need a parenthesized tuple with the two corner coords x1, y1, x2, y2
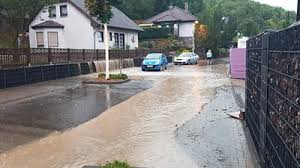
(174, 52, 199, 65)
(141, 53, 168, 71)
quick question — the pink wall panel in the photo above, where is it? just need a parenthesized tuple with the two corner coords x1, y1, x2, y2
(230, 48, 246, 79)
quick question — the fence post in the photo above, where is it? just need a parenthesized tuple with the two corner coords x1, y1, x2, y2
(48, 48, 52, 65)
(259, 33, 270, 168)
(96, 49, 99, 60)
(67, 48, 71, 63)
(135, 49, 138, 58)
(82, 49, 86, 62)
(27, 48, 31, 67)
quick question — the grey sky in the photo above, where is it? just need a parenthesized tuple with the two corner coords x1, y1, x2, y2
(253, 0, 297, 11)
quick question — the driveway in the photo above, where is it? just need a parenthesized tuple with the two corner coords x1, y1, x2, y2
(0, 60, 259, 168)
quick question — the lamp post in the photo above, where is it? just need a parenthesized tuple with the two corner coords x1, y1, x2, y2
(192, 21, 199, 53)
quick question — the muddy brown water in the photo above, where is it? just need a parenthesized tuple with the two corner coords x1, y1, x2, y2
(0, 80, 152, 153)
(0, 63, 232, 168)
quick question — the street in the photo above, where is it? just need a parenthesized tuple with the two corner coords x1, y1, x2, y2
(0, 60, 259, 168)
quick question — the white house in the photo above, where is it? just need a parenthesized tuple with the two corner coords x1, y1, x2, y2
(144, 3, 198, 47)
(29, 0, 143, 49)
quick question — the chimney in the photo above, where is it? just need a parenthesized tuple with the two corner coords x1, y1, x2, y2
(169, 2, 173, 9)
(297, 0, 300, 21)
(185, 1, 189, 12)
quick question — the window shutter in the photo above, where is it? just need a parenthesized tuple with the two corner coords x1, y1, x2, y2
(48, 32, 58, 47)
(36, 32, 44, 47)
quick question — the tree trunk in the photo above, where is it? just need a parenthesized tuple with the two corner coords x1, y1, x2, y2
(104, 23, 110, 80)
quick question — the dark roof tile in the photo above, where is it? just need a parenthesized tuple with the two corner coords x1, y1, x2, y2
(32, 20, 64, 29)
(145, 6, 197, 23)
(70, 0, 143, 31)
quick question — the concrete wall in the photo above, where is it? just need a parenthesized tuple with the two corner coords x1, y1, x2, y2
(178, 22, 194, 37)
(29, 2, 139, 49)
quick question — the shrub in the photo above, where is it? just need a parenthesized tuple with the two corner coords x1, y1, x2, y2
(102, 160, 131, 168)
(98, 73, 128, 80)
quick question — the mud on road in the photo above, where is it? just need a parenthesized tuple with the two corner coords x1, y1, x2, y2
(0, 61, 258, 168)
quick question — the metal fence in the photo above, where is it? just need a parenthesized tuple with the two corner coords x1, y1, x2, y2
(246, 25, 300, 168)
(0, 48, 168, 68)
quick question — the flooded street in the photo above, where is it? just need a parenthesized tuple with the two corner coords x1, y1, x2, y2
(0, 60, 257, 168)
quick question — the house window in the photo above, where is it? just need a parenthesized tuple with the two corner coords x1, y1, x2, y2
(114, 33, 119, 48)
(36, 32, 44, 48)
(98, 32, 104, 42)
(60, 5, 68, 17)
(49, 6, 56, 18)
(48, 32, 59, 47)
(120, 33, 125, 49)
(109, 32, 112, 41)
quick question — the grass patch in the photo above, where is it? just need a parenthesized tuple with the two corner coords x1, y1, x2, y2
(98, 73, 128, 80)
(102, 160, 131, 168)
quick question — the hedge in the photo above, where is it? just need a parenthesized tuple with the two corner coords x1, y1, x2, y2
(139, 27, 171, 40)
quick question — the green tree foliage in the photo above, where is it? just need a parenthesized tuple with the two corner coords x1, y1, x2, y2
(115, 0, 155, 19)
(115, 0, 295, 54)
(197, 0, 296, 55)
(85, 0, 122, 23)
(0, 0, 58, 47)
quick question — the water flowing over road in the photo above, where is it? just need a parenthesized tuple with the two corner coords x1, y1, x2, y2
(0, 61, 256, 168)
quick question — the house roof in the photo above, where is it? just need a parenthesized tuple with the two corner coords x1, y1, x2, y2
(32, 20, 64, 29)
(69, 0, 143, 32)
(145, 6, 198, 24)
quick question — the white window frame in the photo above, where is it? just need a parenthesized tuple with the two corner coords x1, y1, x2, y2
(98, 32, 104, 43)
(49, 6, 57, 18)
(47, 32, 59, 48)
(60, 5, 68, 17)
(36, 32, 44, 48)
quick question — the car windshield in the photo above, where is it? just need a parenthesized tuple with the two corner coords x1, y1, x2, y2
(145, 54, 162, 60)
(179, 53, 193, 57)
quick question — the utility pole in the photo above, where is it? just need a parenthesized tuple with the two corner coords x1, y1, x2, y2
(297, 0, 300, 21)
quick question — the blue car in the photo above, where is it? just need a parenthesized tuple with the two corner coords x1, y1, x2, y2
(141, 53, 168, 71)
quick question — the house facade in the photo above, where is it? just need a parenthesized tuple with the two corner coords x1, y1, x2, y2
(29, 0, 142, 49)
(144, 4, 198, 48)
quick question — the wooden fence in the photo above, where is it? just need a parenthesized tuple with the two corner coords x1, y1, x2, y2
(0, 48, 168, 68)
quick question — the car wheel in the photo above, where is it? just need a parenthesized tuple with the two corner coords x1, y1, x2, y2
(142, 68, 145, 71)
(165, 65, 167, 69)
(174, 63, 177, 65)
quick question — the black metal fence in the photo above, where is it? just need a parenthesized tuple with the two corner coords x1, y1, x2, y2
(246, 25, 300, 168)
(0, 48, 168, 68)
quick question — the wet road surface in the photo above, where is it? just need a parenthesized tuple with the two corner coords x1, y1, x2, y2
(0, 80, 152, 153)
(0, 60, 258, 168)
(176, 86, 259, 168)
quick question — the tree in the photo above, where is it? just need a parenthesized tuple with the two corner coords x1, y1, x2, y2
(85, 0, 122, 80)
(0, 0, 57, 47)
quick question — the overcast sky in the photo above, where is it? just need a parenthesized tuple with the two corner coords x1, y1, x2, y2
(253, 0, 297, 11)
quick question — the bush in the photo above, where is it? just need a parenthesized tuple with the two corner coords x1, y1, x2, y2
(98, 73, 128, 80)
(139, 40, 154, 49)
(102, 160, 131, 168)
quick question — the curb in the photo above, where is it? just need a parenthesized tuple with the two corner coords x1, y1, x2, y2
(82, 79, 131, 85)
